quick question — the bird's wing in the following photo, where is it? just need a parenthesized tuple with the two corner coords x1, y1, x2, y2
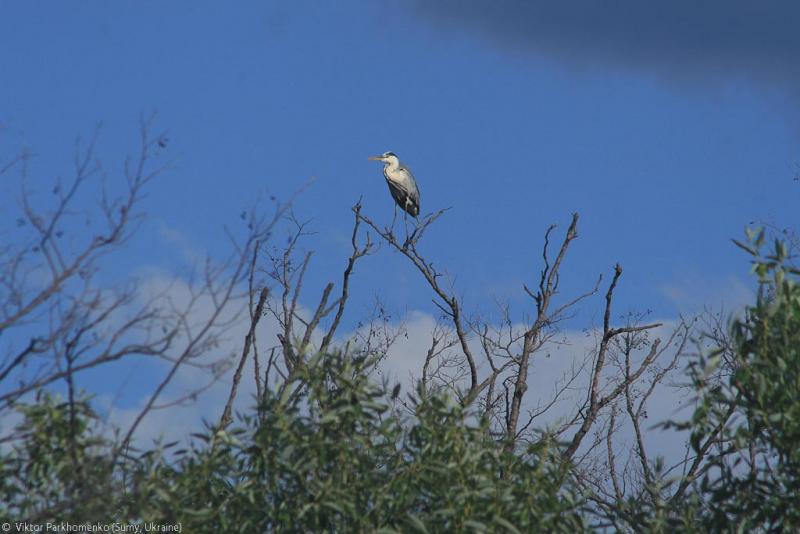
(386, 176, 420, 217)
(395, 166, 420, 200)
(399, 167, 420, 214)
(386, 180, 408, 205)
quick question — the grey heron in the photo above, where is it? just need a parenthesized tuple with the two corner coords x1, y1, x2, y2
(368, 152, 421, 218)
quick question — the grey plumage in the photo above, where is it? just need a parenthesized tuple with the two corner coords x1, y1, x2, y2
(368, 151, 421, 217)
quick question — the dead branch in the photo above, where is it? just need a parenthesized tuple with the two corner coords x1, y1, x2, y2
(219, 286, 269, 429)
(319, 201, 373, 353)
(562, 264, 664, 461)
(262, 202, 373, 383)
(357, 207, 480, 397)
(506, 213, 581, 450)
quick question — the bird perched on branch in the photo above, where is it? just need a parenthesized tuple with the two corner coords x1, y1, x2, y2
(368, 152, 421, 218)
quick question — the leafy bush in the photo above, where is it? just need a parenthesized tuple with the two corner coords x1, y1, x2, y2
(0, 393, 115, 521)
(1, 353, 584, 532)
(674, 231, 800, 531)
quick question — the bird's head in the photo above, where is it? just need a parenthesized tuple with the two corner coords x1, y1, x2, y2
(368, 151, 399, 166)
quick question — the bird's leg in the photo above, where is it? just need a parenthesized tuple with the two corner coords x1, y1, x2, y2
(391, 204, 398, 234)
(399, 209, 414, 248)
(409, 221, 418, 243)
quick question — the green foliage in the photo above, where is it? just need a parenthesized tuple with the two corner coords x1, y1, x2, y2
(1, 353, 584, 532)
(680, 231, 800, 531)
(5, 229, 800, 531)
(148, 353, 584, 532)
(0, 392, 119, 522)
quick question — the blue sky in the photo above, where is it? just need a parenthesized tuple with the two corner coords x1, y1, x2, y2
(1, 2, 799, 422)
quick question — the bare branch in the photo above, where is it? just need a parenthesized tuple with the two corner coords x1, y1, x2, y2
(357, 206, 480, 396)
(218, 286, 269, 430)
(607, 405, 623, 502)
(506, 213, 580, 450)
(562, 264, 668, 461)
(320, 202, 373, 353)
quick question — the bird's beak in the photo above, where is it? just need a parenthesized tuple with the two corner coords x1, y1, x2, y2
(368, 155, 382, 161)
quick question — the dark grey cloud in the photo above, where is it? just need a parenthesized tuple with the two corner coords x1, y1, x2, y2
(409, 1, 800, 90)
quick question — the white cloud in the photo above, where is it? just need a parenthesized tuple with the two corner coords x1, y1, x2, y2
(374, 311, 696, 469)
(95, 266, 697, 481)
(96, 267, 278, 448)
(155, 220, 205, 265)
(661, 272, 753, 314)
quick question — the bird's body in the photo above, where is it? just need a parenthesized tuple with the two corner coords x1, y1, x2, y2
(369, 152, 420, 218)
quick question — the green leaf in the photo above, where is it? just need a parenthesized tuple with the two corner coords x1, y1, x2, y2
(732, 238, 756, 256)
(405, 514, 430, 533)
(463, 520, 488, 531)
(494, 517, 522, 534)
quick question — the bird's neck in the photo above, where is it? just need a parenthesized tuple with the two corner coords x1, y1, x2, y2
(384, 159, 400, 173)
